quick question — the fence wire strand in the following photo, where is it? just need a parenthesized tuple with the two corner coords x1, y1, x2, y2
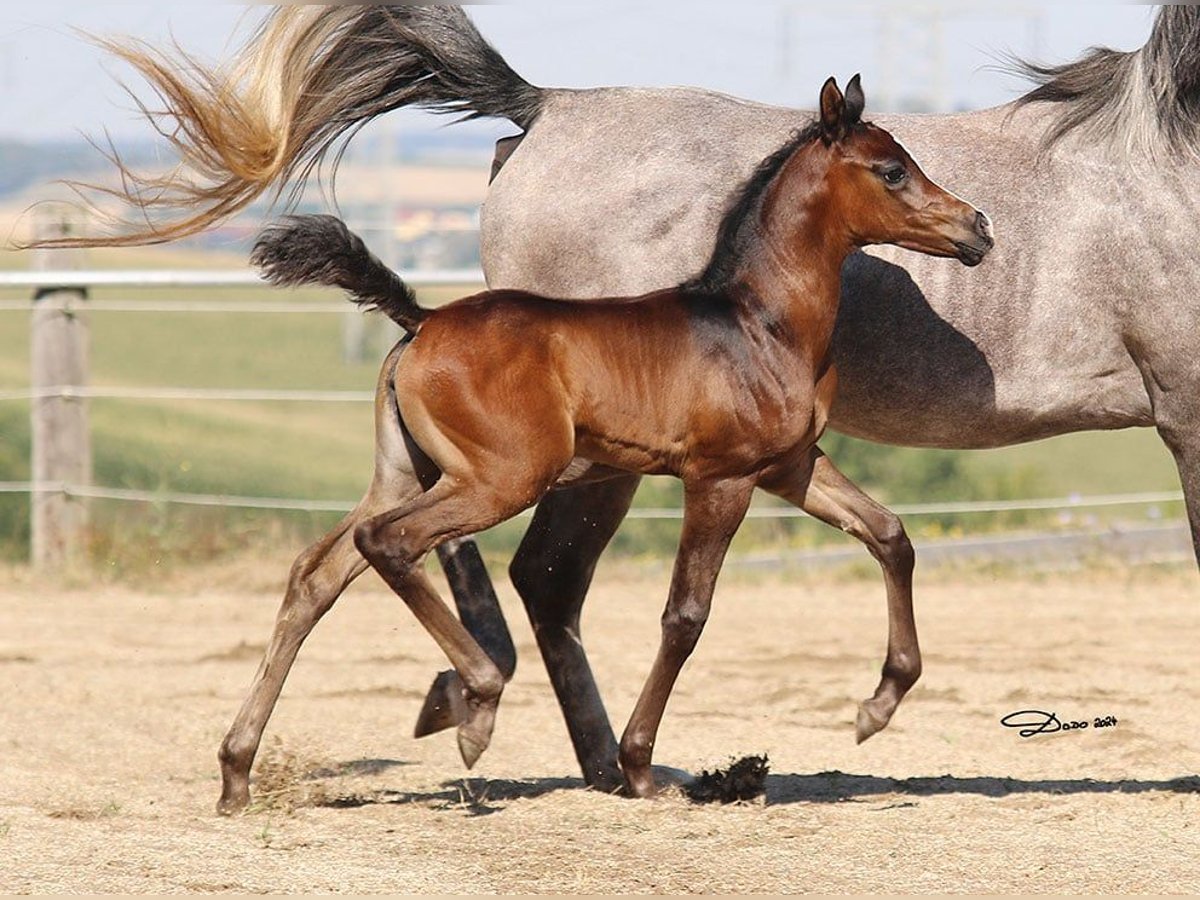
(0, 386, 375, 403)
(0, 481, 1184, 519)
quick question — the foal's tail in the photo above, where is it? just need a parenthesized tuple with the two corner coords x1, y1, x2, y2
(252, 215, 426, 334)
(29, 6, 543, 248)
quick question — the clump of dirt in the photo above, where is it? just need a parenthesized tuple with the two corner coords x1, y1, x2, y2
(682, 754, 769, 804)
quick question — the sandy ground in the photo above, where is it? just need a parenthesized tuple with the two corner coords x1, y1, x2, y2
(3, 558, 1200, 894)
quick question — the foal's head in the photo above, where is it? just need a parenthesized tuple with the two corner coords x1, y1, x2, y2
(792, 76, 994, 266)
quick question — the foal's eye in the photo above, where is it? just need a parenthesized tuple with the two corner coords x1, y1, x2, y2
(880, 166, 908, 186)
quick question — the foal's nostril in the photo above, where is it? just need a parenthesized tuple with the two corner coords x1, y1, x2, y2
(975, 210, 994, 243)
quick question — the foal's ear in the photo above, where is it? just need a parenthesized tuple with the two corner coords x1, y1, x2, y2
(819, 76, 845, 144)
(843, 73, 865, 126)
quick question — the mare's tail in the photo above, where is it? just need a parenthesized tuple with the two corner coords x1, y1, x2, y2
(32, 6, 543, 247)
(252, 215, 426, 334)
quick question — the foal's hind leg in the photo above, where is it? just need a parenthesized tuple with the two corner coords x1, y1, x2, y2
(760, 448, 921, 743)
(355, 477, 550, 767)
(619, 477, 754, 798)
(216, 486, 414, 815)
(414, 539, 518, 739)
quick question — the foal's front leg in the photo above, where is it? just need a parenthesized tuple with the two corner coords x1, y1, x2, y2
(217, 485, 413, 815)
(760, 448, 921, 742)
(619, 477, 755, 798)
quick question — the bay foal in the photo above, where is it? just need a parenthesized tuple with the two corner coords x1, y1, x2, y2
(226, 76, 993, 812)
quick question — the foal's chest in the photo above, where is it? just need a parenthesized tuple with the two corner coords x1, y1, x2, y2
(577, 350, 826, 479)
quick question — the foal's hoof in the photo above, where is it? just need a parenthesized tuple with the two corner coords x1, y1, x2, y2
(617, 765, 691, 799)
(855, 698, 892, 744)
(216, 789, 250, 817)
(457, 731, 487, 770)
(414, 669, 470, 738)
(456, 702, 497, 769)
(651, 765, 694, 791)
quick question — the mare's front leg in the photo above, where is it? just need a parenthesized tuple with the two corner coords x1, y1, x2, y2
(760, 448, 920, 742)
(619, 477, 754, 798)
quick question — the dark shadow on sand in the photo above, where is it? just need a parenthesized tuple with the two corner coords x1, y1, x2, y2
(306, 758, 1200, 815)
(315, 774, 587, 816)
(305, 758, 416, 779)
(763, 770, 1200, 805)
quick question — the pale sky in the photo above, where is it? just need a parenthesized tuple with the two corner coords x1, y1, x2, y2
(0, 3, 1156, 143)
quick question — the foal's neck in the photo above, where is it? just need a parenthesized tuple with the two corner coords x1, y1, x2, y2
(732, 152, 854, 367)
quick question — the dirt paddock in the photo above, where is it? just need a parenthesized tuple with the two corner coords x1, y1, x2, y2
(3, 559, 1200, 893)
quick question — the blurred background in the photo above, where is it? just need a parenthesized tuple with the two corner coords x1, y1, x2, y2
(0, 3, 1186, 577)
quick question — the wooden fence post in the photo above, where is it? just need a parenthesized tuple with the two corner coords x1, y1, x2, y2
(30, 212, 91, 569)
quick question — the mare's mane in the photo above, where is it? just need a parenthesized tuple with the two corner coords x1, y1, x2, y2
(1014, 5, 1200, 159)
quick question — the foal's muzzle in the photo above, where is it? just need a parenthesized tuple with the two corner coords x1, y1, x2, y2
(953, 210, 994, 267)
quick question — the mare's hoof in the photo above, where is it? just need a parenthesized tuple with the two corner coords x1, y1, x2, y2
(584, 765, 626, 794)
(414, 669, 469, 738)
(855, 699, 891, 744)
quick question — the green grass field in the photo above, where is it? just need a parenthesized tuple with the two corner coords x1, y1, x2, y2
(0, 249, 1185, 569)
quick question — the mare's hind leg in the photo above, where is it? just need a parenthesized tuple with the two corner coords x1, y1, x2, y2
(355, 477, 552, 767)
(619, 477, 754, 798)
(760, 448, 920, 743)
(217, 485, 415, 815)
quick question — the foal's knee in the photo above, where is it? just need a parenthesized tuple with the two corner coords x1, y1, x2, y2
(875, 514, 914, 573)
(661, 601, 709, 657)
(353, 519, 416, 574)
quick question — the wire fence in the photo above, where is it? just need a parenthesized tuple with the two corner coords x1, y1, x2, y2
(0, 386, 375, 403)
(2, 268, 1190, 565)
(0, 269, 482, 290)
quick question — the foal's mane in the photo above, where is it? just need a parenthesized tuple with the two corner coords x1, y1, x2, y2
(683, 118, 833, 296)
(1013, 5, 1200, 159)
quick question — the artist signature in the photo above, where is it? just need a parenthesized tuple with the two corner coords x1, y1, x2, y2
(1000, 710, 1118, 737)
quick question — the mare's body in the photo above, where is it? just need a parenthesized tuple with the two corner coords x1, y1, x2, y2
(485, 99, 1159, 449)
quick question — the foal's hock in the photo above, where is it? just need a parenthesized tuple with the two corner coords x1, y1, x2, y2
(223, 75, 992, 812)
